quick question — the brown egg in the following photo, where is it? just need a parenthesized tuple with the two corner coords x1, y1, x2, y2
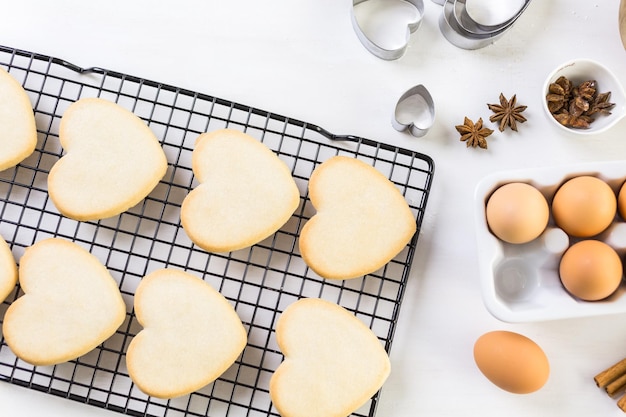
(618, 181, 626, 220)
(473, 330, 549, 394)
(485, 182, 549, 244)
(559, 240, 622, 301)
(552, 176, 616, 237)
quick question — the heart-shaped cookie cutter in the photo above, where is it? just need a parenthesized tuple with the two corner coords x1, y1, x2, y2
(453, 0, 531, 36)
(439, 1, 505, 49)
(392, 84, 436, 137)
(351, 0, 425, 60)
(437, 0, 531, 49)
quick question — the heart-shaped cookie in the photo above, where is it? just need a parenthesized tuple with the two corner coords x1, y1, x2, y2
(126, 268, 247, 399)
(2, 238, 126, 366)
(181, 129, 300, 253)
(269, 298, 390, 417)
(0, 67, 37, 171)
(0, 234, 17, 302)
(48, 97, 168, 221)
(299, 156, 416, 279)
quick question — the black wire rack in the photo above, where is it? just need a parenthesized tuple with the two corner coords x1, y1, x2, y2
(0, 45, 435, 417)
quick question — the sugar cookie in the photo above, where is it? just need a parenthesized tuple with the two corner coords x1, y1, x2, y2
(126, 268, 247, 399)
(181, 128, 299, 253)
(0, 67, 37, 171)
(270, 298, 390, 417)
(299, 155, 416, 279)
(2, 238, 126, 366)
(0, 234, 17, 303)
(48, 97, 168, 221)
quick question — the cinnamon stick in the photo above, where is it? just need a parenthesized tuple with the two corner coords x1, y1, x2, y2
(618, 392, 626, 412)
(607, 372, 626, 397)
(595, 358, 626, 388)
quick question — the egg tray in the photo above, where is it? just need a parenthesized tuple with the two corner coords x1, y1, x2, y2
(475, 161, 626, 323)
(0, 45, 435, 417)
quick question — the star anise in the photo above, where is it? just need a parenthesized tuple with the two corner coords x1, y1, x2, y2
(572, 80, 597, 102)
(546, 76, 615, 129)
(546, 76, 572, 113)
(455, 117, 493, 149)
(586, 91, 615, 116)
(569, 95, 590, 117)
(487, 93, 528, 132)
(552, 110, 593, 129)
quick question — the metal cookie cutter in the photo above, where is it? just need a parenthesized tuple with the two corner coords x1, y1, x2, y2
(392, 84, 435, 137)
(437, 0, 531, 50)
(454, 0, 531, 35)
(351, 0, 425, 60)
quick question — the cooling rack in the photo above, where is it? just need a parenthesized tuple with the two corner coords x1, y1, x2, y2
(0, 45, 435, 417)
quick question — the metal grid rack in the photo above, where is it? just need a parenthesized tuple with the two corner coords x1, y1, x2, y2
(0, 45, 435, 417)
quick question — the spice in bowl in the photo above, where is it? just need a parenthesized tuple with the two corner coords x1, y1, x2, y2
(542, 59, 626, 135)
(546, 76, 615, 129)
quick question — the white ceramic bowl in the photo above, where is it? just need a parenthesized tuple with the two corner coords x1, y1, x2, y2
(475, 161, 626, 322)
(542, 59, 626, 136)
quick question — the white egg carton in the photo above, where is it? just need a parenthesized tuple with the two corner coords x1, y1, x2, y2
(475, 160, 626, 323)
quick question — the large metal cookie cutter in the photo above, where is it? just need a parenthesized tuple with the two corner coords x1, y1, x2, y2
(453, 0, 530, 35)
(351, 0, 425, 60)
(437, 0, 531, 49)
(392, 84, 435, 137)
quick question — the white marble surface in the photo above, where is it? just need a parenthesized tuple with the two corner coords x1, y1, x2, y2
(2, 0, 626, 416)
